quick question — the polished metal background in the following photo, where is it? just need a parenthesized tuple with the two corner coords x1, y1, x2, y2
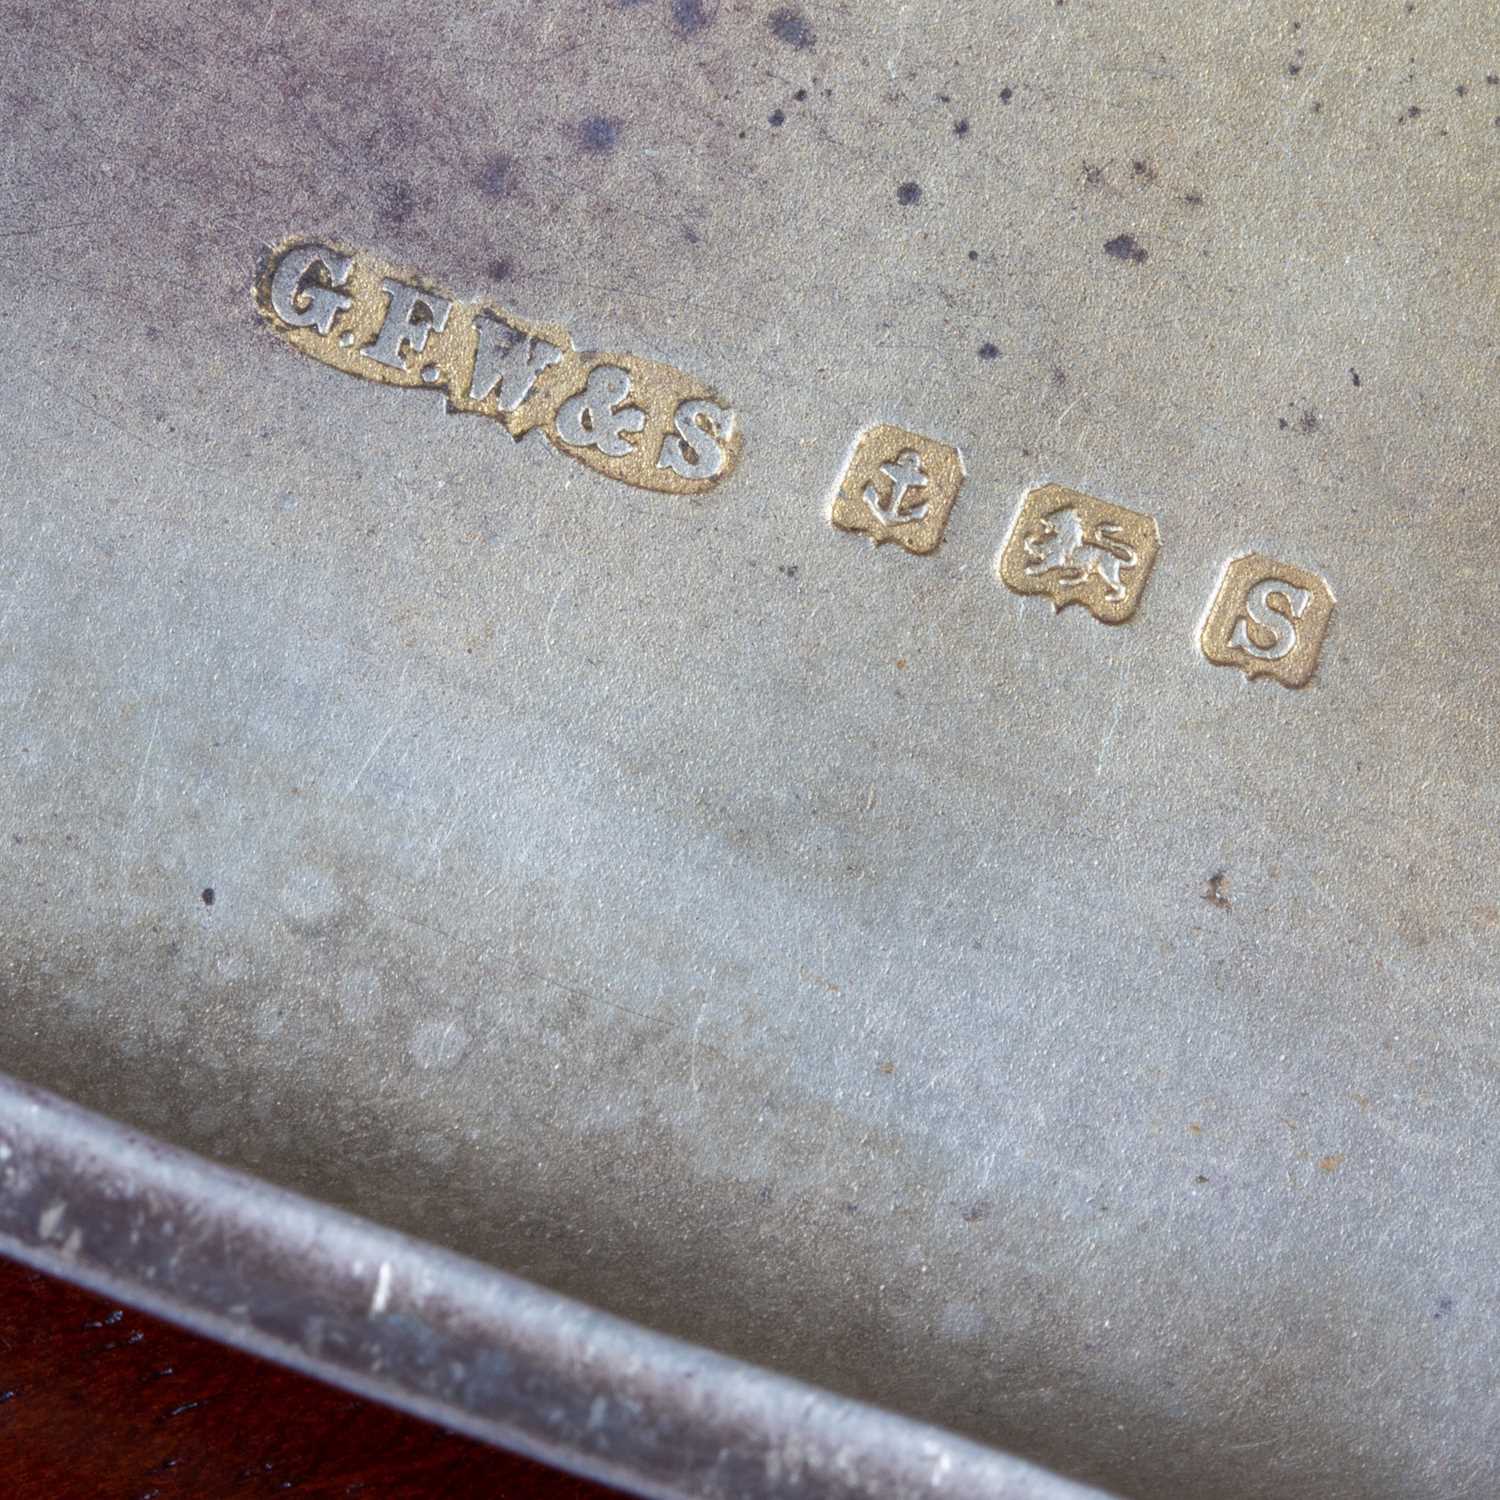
(2, 3, 1497, 1497)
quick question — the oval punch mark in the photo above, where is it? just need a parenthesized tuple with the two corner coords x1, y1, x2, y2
(254, 239, 741, 497)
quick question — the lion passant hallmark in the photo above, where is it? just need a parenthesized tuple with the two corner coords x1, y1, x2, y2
(998, 484, 1160, 624)
(255, 239, 740, 496)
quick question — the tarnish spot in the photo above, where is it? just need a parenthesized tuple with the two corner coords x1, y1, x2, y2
(254, 238, 742, 497)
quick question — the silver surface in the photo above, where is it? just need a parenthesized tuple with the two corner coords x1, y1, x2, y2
(2, 2, 1498, 1496)
(0, 1075, 1107, 1500)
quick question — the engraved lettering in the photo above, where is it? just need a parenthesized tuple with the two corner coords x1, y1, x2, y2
(361, 279, 453, 371)
(257, 239, 741, 494)
(268, 245, 353, 335)
(656, 398, 735, 480)
(467, 314, 563, 412)
(554, 366, 646, 457)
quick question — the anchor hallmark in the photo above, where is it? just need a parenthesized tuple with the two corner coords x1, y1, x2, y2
(830, 425, 966, 555)
(862, 449, 930, 525)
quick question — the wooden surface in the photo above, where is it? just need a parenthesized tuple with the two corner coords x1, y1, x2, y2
(0, 1253, 623, 1499)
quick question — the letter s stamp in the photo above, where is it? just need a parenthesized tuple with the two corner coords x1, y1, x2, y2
(1199, 554, 1335, 687)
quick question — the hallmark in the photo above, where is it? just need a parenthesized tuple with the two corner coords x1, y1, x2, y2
(829, 425, 966, 555)
(998, 484, 1159, 624)
(1200, 554, 1335, 688)
(256, 240, 740, 496)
